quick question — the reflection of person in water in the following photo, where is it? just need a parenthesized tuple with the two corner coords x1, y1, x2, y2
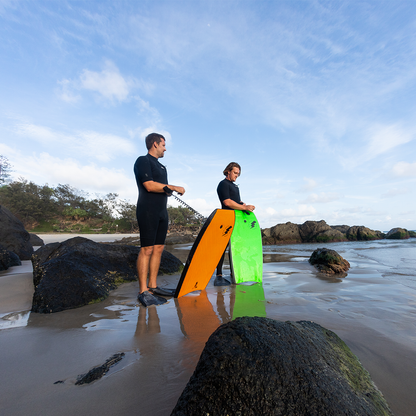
(134, 306, 161, 337)
(216, 162, 256, 286)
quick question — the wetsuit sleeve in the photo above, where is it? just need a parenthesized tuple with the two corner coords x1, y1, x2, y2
(135, 156, 153, 184)
(217, 180, 230, 203)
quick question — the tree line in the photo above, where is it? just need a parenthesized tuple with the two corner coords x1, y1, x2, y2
(0, 178, 201, 231)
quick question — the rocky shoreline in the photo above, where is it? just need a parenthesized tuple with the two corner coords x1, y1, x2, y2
(262, 220, 415, 245)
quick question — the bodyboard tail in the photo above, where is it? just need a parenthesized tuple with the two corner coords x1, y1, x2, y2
(174, 209, 235, 298)
(229, 210, 263, 284)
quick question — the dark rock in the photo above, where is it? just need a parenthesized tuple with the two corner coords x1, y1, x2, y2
(29, 233, 44, 246)
(165, 232, 195, 245)
(386, 228, 410, 240)
(75, 353, 125, 385)
(263, 222, 302, 245)
(299, 220, 332, 242)
(347, 226, 383, 241)
(31, 237, 183, 313)
(0, 205, 33, 260)
(315, 228, 347, 243)
(0, 244, 22, 271)
(331, 224, 350, 233)
(172, 317, 393, 416)
(409, 230, 416, 238)
(309, 247, 350, 274)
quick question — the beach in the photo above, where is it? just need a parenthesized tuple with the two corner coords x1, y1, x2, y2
(1, 235, 415, 415)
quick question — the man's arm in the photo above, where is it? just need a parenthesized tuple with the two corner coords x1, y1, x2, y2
(222, 198, 255, 211)
(143, 181, 185, 195)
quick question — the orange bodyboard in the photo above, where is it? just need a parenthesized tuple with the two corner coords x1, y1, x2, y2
(174, 209, 235, 298)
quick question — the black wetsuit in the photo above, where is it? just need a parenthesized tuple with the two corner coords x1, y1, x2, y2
(216, 178, 244, 275)
(134, 154, 168, 247)
(217, 178, 243, 209)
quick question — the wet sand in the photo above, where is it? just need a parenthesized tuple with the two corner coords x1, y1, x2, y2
(0, 237, 415, 415)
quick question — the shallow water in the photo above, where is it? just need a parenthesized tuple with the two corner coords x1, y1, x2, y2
(0, 238, 415, 415)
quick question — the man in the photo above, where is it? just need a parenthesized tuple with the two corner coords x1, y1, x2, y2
(134, 133, 185, 306)
(216, 162, 255, 284)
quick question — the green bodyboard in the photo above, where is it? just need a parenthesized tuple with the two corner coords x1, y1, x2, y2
(232, 283, 266, 319)
(229, 210, 263, 284)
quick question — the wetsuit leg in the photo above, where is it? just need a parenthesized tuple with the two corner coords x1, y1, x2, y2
(137, 207, 168, 247)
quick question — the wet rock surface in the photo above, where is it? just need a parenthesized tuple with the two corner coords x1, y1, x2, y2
(0, 244, 21, 271)
(172, 317, 393, 416)
(75, 353, 125, 385)
(262, 220, 385, 245)
(31, 237, 183, 313)
(29, 233, 44, 246)
(346, 226, 383, 241)
(386, 228, 410, 240)
(0, 205, 33, 260)
(309, 247, 350, 274)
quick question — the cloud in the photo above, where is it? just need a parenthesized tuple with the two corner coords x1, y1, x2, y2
(13, 152, 136, 199)
(56, 79, 81, 103)
(57, 61, 153, 105)
(14, 122, 136, 162)
(79, 60, 131, 102)
(392, 161, 416, 177)
(381, 188, 409, 198)
(301, 192, 340, 204)
(280, 205, 317, 218)
(366, 124, 414, 156)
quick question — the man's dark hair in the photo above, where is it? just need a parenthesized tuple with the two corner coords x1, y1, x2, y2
(145, 133, 165, 150)
(223, 162, 241, 176)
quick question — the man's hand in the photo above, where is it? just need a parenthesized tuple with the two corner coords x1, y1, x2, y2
(173, 186, 185, 196)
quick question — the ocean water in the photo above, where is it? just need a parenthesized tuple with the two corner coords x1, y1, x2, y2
(263, 238, 416, 289)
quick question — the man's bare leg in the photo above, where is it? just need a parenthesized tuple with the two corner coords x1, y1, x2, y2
(136, 244, 164, 293)
(137, 245, 154, 294)
(148, 244, 164, 289)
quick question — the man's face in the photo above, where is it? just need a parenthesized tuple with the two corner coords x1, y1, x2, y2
(227, 167, 240, 182)
(154, 139, 166, 158)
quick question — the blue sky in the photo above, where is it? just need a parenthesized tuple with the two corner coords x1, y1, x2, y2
(1, 0, 416, 230)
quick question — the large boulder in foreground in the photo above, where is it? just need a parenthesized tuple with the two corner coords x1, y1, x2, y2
(0, 205, 33, 260)
(172, 317, 392, 416)
(0, 244, 22, 271)
(309, 247, 350, 274)
(31, 237, 183, 313)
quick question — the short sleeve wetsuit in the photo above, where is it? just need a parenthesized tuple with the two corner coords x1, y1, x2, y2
(217, 178, 243, 209)
(134, 154, 169, 247)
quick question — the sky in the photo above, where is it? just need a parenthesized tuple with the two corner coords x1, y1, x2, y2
(1, 0, 416, 231)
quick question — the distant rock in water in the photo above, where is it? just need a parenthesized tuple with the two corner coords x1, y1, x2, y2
(386, 228, 410, 240)
(0, 244, 22, 271)
(31, 237, 183, 313)
(309, 247, 350, 275)
(346, 226, 383, 241)
(262, 221, 302, 244)
(172, 317, 393, 416)
(262, 220, 384, 245)
(0, 205, 33, 260)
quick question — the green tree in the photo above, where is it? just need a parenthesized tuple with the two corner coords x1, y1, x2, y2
(0, 178, 56, 224)
(167, 205, 201, 226)
(115, 199, 137, 231)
